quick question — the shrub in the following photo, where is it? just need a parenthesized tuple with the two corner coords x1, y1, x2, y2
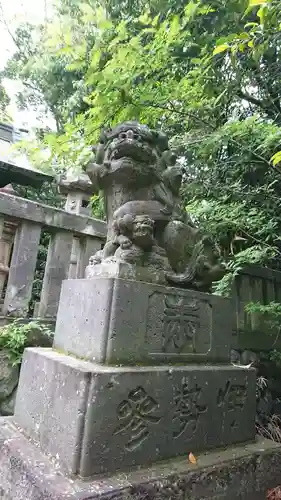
(0, 319, 53, 365)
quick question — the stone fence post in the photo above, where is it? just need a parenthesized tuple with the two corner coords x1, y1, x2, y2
(0, 218, 15, 312)
(37, 230, 73, 320)
(3, 221, 41, 317)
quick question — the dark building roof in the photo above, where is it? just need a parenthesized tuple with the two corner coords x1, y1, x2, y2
(0, 123, 53, 188)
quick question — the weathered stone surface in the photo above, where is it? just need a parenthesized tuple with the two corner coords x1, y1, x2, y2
(85, 259, 167, 285)
(0, 350, 19, 401)
(241, 349, 259, 366)
(3, 220, 41, 317)
(85, 122, 225, 292)
(54, 278, 233, 365)
(0, 350, 18, 416)
(14, 348, 91, 475)
(38, 230, 74, 319)
(58, 172, 93, 196)
(14, 348, 255, 477)
(24, 321, 54, 347)
(0, 387, 17, 416)
(58, 172, 93, 217)
(0, 418, 281, 500)
(0, 218, 16, 305)
(77, 236, 102, 279)
(0, 191, 106, 239)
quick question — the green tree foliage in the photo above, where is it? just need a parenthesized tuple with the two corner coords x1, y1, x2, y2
(1, 21, 86, 132)
(0, 83, 10, 120)
(0, 319, 53, 365)
(3, 0, 281, 293)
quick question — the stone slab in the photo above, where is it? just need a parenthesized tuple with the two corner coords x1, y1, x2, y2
(3, 220, 41, 317)
(1, 418, 281, 500)
(85, 260, 167, 286)
(14, 348, 91, 475)
(0, 191, 106, 239)
(14, 348, 255, 477)
(54, 278, 233, 364)
(38, 230, 73, 319)
(232, 326, 281, 352)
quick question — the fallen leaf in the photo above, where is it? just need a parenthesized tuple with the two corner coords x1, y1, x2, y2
(188, 452, 197, 465)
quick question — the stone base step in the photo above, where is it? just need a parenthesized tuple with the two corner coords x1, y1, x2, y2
(1, 418, 281, 500)
(14, 348, 256, 478)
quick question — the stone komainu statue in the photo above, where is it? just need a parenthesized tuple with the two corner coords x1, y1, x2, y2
(85, 121, 225, 292)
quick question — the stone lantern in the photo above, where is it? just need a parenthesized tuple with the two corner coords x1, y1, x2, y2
(57, 171, 94, 279)
(57, 171, 93, 216)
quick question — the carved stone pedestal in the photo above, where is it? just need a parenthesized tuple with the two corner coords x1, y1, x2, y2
(54, 278, 233, 365)
(0, 276, 280, 499)
(14, 348, 256, 477)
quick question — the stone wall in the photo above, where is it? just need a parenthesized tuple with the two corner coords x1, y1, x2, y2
(231, 347, 281, 433)
(231, 265, 281, 351)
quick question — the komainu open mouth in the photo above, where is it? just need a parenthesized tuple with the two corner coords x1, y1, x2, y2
(108, 139, 156, 164)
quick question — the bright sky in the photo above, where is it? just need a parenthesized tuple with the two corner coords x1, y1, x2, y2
(1, 1, 41, 66)
(1, 0, 56, 130)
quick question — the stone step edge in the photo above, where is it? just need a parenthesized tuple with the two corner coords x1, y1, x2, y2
(1, 417, 281, 499)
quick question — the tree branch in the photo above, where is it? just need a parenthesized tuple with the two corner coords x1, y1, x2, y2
(136, 97, 281, 178)
(236, 90, 266, 110)
(0, 2, 21, 52)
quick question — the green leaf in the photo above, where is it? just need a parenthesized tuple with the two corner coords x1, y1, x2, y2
(66, 60, 85, 71)
(244, 22, 259, 28)
(213, 44, 229, 55)
(215, 34, 239, 45)
(167, 15, 180, 42)
(244, 0, 266, 16)
(271, 151, 281, 166)
(237, 32, 250, 40)
(79, 3, 95, 20)
(139, 12, 152, 25)
(152, 14, 160, 27)
(214, 88, 227, 104)
(249, 0, 267, 5)
(184, 0, 199, 21)
(257, 5, 268, 24)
